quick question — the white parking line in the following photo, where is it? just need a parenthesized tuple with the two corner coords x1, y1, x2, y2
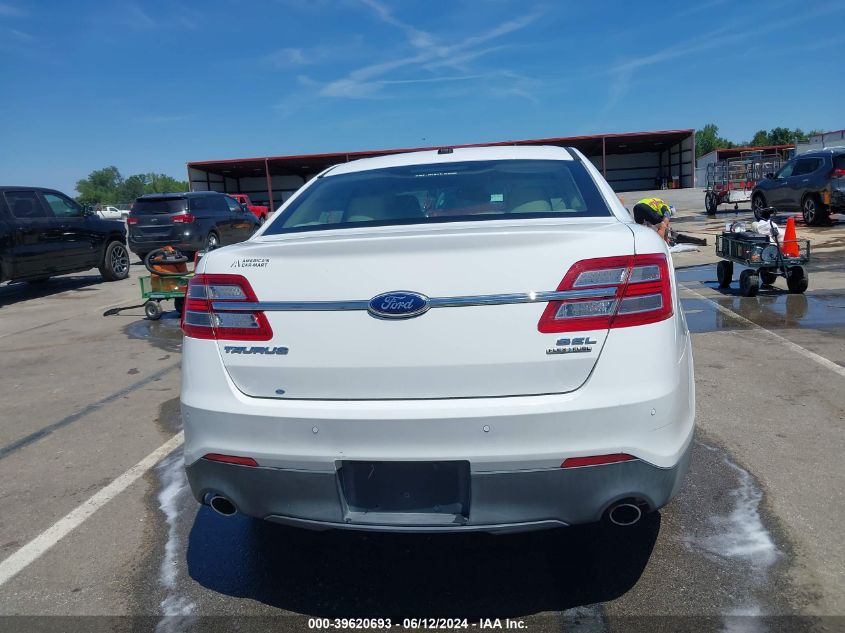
(681, 284, 845, 380)
(0, 432, 184, 588)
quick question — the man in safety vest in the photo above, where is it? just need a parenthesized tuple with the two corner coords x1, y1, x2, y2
(633, 197, 673, 243)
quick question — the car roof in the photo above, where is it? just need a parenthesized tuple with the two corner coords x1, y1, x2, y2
(0, 186, 70, 194)
(798, 148, 845, 157)
(324, 145, 575, 177)
(137, 191, 222, 199)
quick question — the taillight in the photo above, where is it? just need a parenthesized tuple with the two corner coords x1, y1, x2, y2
(537, 254, 672, 333)
(830, 168, 845, 178)
(126, 216, 139, 225)
(181, 274, 272, 341)
(172, 213, 196, 223)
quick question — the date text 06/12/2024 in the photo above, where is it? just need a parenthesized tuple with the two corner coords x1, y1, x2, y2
(307, 618, 527, 630)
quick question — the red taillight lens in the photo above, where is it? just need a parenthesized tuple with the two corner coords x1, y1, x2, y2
(181, 273, 272, 341)
(203, 453, 259, 467)
(126, 216, 139, 225)
(172, 213, 196, 224)
(561, 453, 635, 468)
(537, 254, 672, 333)
(830, 168, 845, 178)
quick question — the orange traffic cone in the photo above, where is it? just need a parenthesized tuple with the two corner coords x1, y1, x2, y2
(782, 216, 799, 258)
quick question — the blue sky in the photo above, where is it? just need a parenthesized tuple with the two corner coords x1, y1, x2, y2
(1, 0, 843, 195)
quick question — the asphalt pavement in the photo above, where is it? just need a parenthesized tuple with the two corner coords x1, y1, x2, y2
(0, 192, 843, 632)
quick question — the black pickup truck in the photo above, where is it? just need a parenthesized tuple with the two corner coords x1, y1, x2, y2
(0, 186, 130, 284)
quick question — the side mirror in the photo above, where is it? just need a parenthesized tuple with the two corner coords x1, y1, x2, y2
(82, 204, 95, 216)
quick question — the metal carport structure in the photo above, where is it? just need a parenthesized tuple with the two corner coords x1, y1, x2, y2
(187, 129, 695, 211)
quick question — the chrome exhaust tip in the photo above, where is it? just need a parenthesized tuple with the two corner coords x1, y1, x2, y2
(607, 501, 643, 526)
(209, 495, 237, 517)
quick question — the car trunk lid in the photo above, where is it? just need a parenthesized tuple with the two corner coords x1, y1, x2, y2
(202, 220, 635, 400)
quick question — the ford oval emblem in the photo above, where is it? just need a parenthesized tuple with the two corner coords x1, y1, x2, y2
(367, 291, 430, 320)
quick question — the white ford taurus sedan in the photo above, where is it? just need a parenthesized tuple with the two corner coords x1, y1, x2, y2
(180, 145, 694, 532)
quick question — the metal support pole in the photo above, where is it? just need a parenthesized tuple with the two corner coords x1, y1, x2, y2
(265, 159, 274, 211)
(691, 130, 696, 188)
(601, 137, 607, 177)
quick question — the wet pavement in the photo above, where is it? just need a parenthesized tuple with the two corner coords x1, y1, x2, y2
(678, 264, 845, 334)
(124, 313, 184, 354)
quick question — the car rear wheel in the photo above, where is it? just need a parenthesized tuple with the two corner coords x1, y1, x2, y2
(752, 194, 767, 221)
(802, 195, 828, 226)
(206, 232, 220, 251)
(99, 241, 130, 281)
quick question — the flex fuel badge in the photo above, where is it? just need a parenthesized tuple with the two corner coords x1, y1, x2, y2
(546, 336, 597, 355)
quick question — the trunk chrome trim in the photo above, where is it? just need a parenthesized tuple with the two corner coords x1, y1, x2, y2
(211, 288, 618, 312)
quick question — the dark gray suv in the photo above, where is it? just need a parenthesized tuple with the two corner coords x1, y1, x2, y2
(752, 148, 845, 225)
(127, 191, 258, 259)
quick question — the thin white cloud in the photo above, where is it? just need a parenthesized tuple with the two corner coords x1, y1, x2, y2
(95, 2, 198, 31)
(319, 5, 544, 99)
(380, 74, 487, 85)
(597, 0, 845, 118)
(423, 45, 512, 71)
(6, 27, 34, 41)
(266, 47, 310, 67)
(126, 3, 156, 29)
(358, 0, 435, 52)
(672, 0, 732, 18)
(0, 2, 25, 17)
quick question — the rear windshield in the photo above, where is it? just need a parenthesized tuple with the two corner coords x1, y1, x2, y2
(263, 159, 611, 235)
(132, 198, 187, 215)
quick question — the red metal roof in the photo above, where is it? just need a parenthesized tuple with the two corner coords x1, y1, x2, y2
(187, 129, 695, 168)
(715, 144, 793, 156)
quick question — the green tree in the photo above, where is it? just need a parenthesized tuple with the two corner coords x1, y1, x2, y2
(767, 127, 795, 145)
(143, 173, 188, 195)
(75, 166, 123, 205)
(76, 167, 188, 203)
(750, 129, 770, 146)
(119, 174, 148, 202)
(695, 123, 733, 158)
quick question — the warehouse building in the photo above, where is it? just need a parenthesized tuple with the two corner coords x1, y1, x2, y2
(795, 128, 845, 155)
(187, 129, 695, 210)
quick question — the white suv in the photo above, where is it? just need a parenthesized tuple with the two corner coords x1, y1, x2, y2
(180, 145, 694, 532)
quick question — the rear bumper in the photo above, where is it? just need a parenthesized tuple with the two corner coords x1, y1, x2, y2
(128, 229, 204, 255)
(186, 441, 691, 532)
